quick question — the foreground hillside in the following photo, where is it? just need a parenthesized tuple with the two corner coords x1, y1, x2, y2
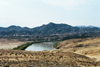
(0, 49, 100, 67)
(0, 37, 100, 67)
(56, 37, 100, 61)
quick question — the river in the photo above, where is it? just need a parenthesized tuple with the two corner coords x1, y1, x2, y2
(25, 42, 56, 51)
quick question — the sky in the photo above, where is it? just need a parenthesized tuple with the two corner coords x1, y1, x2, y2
(0, 0, 100, 28)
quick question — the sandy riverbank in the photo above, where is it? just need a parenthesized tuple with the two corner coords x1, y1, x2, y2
(0, 39, 29, 49)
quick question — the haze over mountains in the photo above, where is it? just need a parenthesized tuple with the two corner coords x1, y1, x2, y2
(0, 22, 100, 36)
(75, 25, 100, 28)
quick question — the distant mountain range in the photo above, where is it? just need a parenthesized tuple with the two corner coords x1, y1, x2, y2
(0, 22, 100, 36)
(0, 25, 31, 31)
(75, 25, 100, 28)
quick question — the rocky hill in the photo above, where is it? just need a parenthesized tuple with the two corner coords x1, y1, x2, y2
(0, 22, 100, 36)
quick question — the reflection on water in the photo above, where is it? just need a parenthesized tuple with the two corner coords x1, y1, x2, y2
(25, 42, 55, 51)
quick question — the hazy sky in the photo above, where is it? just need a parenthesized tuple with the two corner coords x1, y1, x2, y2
(0, 0, 100, 28)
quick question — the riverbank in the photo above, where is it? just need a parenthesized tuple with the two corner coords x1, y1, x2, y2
(53, 41, 61, 48)
(16, 41, 60, 51)
(13, 42, 34, 50)
(13, 41, 45, 50)
(0, 38, 57, 50)
(0, 39, 27, 49)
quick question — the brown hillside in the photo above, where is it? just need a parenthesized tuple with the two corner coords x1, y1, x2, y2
(0, 49, 100, 67)
(56, 37, 100, 62)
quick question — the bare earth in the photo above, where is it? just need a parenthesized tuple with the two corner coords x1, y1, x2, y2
(0, 39, 27, 49)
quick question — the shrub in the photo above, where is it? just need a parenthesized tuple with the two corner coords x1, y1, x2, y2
(53, 41, 60, 48)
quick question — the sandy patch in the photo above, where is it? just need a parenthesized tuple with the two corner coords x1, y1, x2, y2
(86, 55, 100, 61)
(0, 42, 26, 49)
(0, 39, 28, 49)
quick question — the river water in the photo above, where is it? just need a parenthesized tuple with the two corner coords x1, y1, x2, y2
(25, 42, 56, 51)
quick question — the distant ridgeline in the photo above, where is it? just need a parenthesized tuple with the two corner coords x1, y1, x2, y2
(0, 22, 100, 37)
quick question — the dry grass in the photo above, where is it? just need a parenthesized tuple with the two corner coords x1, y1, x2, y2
(0, 49, 100, 67)
(57, 37, 100, 49)
(56, 37, 100, 62)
